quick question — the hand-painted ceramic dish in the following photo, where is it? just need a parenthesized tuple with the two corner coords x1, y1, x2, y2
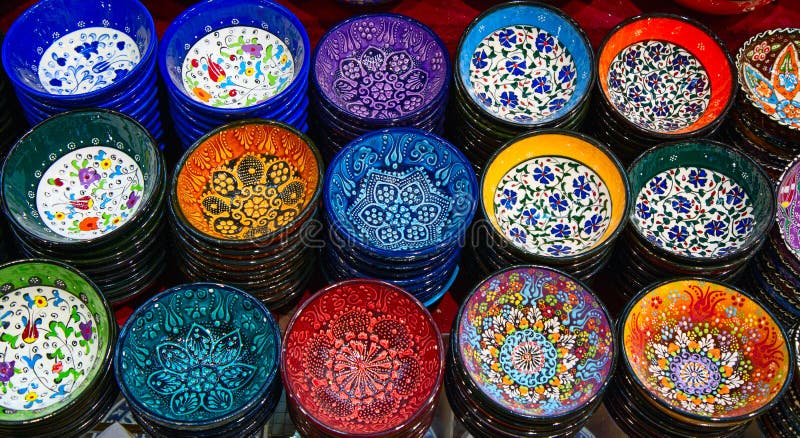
(170, 119, 322, 243)
(115, 283, 281, 430)
(282, 279, 443, 436)
(620, 278, 793, 423)
(597, 14, 735, 138)
(481, 130, 629, 261)
(776, 154, 800, 266)
(628, 140, 775, 262)
(672, 0, 775, 15)
(455, 1, 594, 128)
(454, 265, 616, 419)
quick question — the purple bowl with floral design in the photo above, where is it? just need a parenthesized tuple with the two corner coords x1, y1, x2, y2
(777, 154, 800, 269)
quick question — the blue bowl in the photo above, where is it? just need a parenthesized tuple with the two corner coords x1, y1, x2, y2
(2, 0, 156, 104)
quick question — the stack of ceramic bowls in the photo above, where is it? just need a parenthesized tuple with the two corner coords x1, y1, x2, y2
(159, 0, 310, 149)
(471, 130, 629, 282)
(322, 128, 477, 306)
(611, 278, 793, 437)
(1, 110, 167, 304)
(743, 155, 800, 328)
(282, 279, 443, 438)
(592, 14, 736, 165)
(311, 13, 450, 159)
(1, 0, 162, 142)
(0, 30, 26, 160)
(609, 140, 775, 300)
(758, 324, 800, 437)
(168, 120, 322, 311)
(449, 266, 616, 437)
(725, 28, 800, 181)
(0, 260, 117, 437)
(115, 283, 282, 437)
(448, 1, 594, 173)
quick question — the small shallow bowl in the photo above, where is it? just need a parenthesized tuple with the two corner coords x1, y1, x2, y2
(1, 109, 163, 248)
(672, 0, 775, 15)
(620, 278, 793, 424)
(115, 282, 280, 430)
(481, 130, 630, 262)
(776, 154, 800, 268)
(170, 119, 322, 244)
(454, 265, 616, 420)
(597, 14, 735, 138)
(324, 128, 477, 258)
(2, 0, 155, 103)
(281, 279, 443, 436)
(628, 140, 775, 263)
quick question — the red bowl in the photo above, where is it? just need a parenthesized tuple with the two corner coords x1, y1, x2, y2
(672, 0, 775, 15)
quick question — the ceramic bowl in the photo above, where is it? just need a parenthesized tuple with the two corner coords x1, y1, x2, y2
(115, 282, 281, 430)
(170, 119, 322, 244)
(1, 109, 163, 248)
(159, 0, 309, 116)
(620, 278, 793, 424)
(454, 265, 616, 420)
(597, 14, 736, 139)
(2, 0, 155, 103)
(324, 128, 477, 258)
(481, 130, 630, 263)
(628, 140, 775, 263)
(454, 1, 594, 129)
(282, 279, 443, 436)
(672, 0, 775, 15)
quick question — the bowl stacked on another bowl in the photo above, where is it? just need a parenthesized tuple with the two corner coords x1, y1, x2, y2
(448, 1, 595, 173)
(115, 283, 283, 437)
(311, 13, 450, 160)
(610, 278, 793, 437)
(1, 110, 167, 304)
(160, 0, 310, 149)
(169, 119, 322, 312)
(449, 266, 616, 437)
(282, 279, 444, 438)
(0, 30, 27, 160)
(758, 324, 800, 437)
(322, 128, 477, 306)
(0, 260, 117, 437)
(2, 0, 162, 143)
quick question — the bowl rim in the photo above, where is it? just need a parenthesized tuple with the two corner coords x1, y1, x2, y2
(452, 263, 618, 420)
(626, 139, 776, 264)
(479, 128, 632, 263)
(322, 127, 478, 258)
(310, 11, 452, 126)
(114, 281, 281, 428)
(280, 277, 444, 437)
(617, 276, 795, 424)
(0, 0, 157, 102)
(0, 108, 164, 248)
(595, 12, 737, 139)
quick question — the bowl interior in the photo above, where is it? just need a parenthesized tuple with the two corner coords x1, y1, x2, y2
(173, 121, 320, 241)
(621, 279, 791, 422)
(325, 129, 477, 254)
(628, 141, 774, 259)
(482, 132, 628, 258)
(598, 16, 734, 135)
(456, 266, 615, 418)
(777, 156, 800, 265)
(456, 2, 593, 125)
(2, 110, 161, 245)
(283, 279, 442, 435)
(314, 13, 449, 121)
(161, 0, 308, 110)
(737, 28, 800, 132)
(0, 260, 113, 422)
(2, 0, 154, 97)
(116, 284, 279, 425)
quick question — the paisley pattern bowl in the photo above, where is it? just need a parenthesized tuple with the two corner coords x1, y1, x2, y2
(777, 155, 800, 266)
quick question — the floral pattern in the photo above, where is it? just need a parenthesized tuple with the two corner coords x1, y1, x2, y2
(623, 280, 790, 418)
(0, 285, 98, 411)
(493, 157, 611, 256)
(469, 25, 577, 123)
(777, 157, 800, 258)
(36, 146, 144, 240)
(458, 267, 614, 417)
(182, 26, 294, 108)
(633, 167, 756, 258)
(38, 27, 140, 95)
(607, 40, 711, 133)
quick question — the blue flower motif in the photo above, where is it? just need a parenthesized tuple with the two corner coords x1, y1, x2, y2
(532, 165, 555, 184)
(636, 202, 652, 219)
(549, 193, 569, 212)
(551, 223, 571, 238)
(684, 102, 704, 116)
(646, 73, 661, 90)
(688, 169, 707, 187)
(627, 85, 646, 103)
(522, 208, 540, 225)
(478, 92, 492, 107)
(583, 214, 603, 234)
(498, 29, 517, 48)
(505, 57, 526, 76)
(472, 50, 488, 69)
(514, 114, 533, 123)
(500, 91, 518, 108)
(549, 98, 566, 112)
(726, 186, 745, 206)
(672, 54, 689, 71)
(647, 43, 665, 62)
(609, 70, 622, 89)
(624, 49, 639, 68)
(736, 217, 754, 235)
(654, 100, 670, 117)
(779, 73, 797, 92)
(509, 227, 526, 244)
(686, 77, 706, 93)
(705, 220, 727, 237)
(535, 32, 555, 53)
(548, 244, 571, 256)
(649, 176, 668, 195)
(668, 225, 689, 242)
(74, 41, 100, 60)
(500, 189, 517, 209)
(558, 65, 575, 83)
(572, 175, 591, 199)
(671, 196, 691, 214)
(532, 77, 551, 94)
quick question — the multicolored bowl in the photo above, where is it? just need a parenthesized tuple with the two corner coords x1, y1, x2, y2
(774, 154, 800, 267)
